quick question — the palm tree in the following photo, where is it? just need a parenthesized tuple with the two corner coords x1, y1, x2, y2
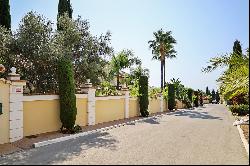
(203, 44, 249, 104)
(110, 50, 141, 90)
(148, 29, 177, 91)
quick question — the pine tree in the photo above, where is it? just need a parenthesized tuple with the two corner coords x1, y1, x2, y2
(0, 0, 11, 30)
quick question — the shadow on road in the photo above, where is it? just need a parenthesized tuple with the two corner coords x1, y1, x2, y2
(142, 117, 161, 124)
(0, 131, 118, 165)
(167, 110, 223, 120)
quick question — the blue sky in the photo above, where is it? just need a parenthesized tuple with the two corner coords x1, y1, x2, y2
(10, 0, 249, 91)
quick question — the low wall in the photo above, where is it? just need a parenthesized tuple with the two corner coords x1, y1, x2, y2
(176, 100, 186, 109)
(129, 98, 139, 117)
(23, 95, 88, 136)
(0, 80, 10, 144)
(95, 97, 125, 124)
(149, 98, 161, 114)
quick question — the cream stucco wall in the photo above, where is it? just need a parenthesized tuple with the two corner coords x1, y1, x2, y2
(95, 98, 125, 124)
(23, 97, 88, 136)
(75, 98, 88, 126)
(0, 81, 10, 144)
(129, 98, 139, 118)
(163, 100, 168, 112)
(23, 100, 61, 136)
(149, 98, 161, 114)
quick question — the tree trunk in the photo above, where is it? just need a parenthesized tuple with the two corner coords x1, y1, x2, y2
(116, 74, 120, 90)
(161, 60, 163, 91)
(163, 59, 166, 88)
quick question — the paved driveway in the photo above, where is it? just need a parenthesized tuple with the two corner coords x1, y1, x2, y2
(0, 104, 248, 165)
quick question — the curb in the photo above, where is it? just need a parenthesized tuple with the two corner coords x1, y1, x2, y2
(33, 112, 169, 148)
(236, 125, 249, 156)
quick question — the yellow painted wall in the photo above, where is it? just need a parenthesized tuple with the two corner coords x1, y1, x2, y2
(24, 98, 88, 136)
(75, 98, 88, 126)
(0, 81, 10, 144)
(163, 100, 168, 112)
(95, 99, 125, 124)
(129, 98, 139, 118)
(23, 100, 61, 136)
(176, 100, 185, 109)
(149, 98, 161, 114)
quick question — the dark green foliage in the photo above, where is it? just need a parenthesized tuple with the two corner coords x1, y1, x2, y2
(229, 104, 249, 116)
(216, 91, 220, 103)
(138, 75, 149, 117)
(206, 86, 211, 96)
(211, 89, 216, 101)
(199, 92, 203, 106)
(0, 0, 11, 30)
(168, 84, 175, 110)
(193, 91, 199, 107)
(233, 40, 242, 54)
(57, 0, 73, 30)
(187, 88, 193, 107)
(58, 56, 77, 132)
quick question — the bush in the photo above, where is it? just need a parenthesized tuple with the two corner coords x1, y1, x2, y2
(58, 56, 77, 132)
(168, 84, 175, 110)
(139, 75, 149, 117)
(229, 104, 249, 116)
(187, 88, 193, 108)
(149, 87, 161, 99)
(95, 81, 120, 96)
(193, 91, 199, 107)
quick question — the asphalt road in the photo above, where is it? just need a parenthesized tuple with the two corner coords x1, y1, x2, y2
(0, 104, 248, 165)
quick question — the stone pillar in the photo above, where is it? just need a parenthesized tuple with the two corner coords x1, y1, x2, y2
(121, 87, 129, 119)
(7, 67, 26, 142)
(81, 80, 96, 126)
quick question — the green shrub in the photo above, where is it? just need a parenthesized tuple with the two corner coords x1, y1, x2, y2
(168, 84, 175, 110)
(193, 91, 199, 107)
(187, 88, 193, 108)
(229, 104, 249, 116)
(149, 87, 161, 99)
(58, 56, 77, 132)
(139, 75, 149, 117)
(95, 81, 120, 96)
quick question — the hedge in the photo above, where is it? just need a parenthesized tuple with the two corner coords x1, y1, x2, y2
(168, 84, 175, 110)
(139, 75, 149, 117)
(58, 56, 77, 132)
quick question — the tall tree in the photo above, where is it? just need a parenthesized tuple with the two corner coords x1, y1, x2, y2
(233, 40, 242, 55)
(216, 90, 220, 103)
(211, 89, 216, 101)
(110, 50, 141, 90)
(203, 41, 249, 104)
(57, 0, 72, 30)
(148, 29, 177, 91)
(0, 0, 11, 30)
(205, 86, 211, 96)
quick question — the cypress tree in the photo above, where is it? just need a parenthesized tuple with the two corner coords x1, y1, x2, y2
(168, 84, 175, 110)
(215, 91, 220, 103)
(57, 0, 77, 133)
(233, 40, 242, 55)
(211, 89, 216, 101)
(193, 91, 199, 107)
(0, 0, 11, 30)
(138, 75, 149, 117)
(58, 56, 77, 132)
(57, 0, 73, 30)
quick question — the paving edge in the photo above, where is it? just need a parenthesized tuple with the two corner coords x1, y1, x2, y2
(33, 112, 170, 148)
(237, 125, 249, 157)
